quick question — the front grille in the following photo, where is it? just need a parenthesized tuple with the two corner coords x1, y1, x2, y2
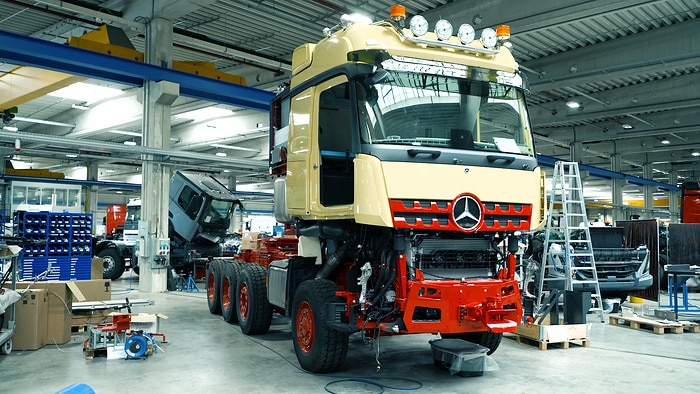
(420, 250, 496, 270)
(390, 199, 532, 232)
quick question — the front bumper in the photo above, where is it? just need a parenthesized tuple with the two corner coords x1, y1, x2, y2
(399, 278, 522, 334)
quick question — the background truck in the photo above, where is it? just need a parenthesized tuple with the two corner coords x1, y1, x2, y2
(205, 6, 546, 373)
(93, 198, 140, 279)
(525, 226, 652, 302)
(94, 171, 241, 282)
(104, 204, 127, 237)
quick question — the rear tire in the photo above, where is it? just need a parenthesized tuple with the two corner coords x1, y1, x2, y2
(99, 248, 124, 280)
(166, 266, 179, 292)
(236, 263, 272, 335)
(292, 279, 349, 373)
(221, 262, 243, 323)
(206, 259, 223, 314)
(443, 332, 503, 355)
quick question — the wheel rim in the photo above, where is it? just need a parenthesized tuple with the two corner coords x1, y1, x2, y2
(222, 277, 231, 311)
(239, 282, 249, 320)
(103, 256, 116, 272)
(296, 301, 314, 354)
(207, 272, 215, 302)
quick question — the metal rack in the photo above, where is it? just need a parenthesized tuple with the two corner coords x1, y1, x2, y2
(13, 211, 93, 281)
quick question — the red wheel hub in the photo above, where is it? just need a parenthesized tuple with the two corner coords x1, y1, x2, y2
(238, 283, 249, 320)
(221, 277, 231, 311)
(296, 301, 314, 354)
(207, 272, 215, 302)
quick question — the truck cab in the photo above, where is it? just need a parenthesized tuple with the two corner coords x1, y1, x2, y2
(259, 8, 547, 373)
(167, 171, 242, 267)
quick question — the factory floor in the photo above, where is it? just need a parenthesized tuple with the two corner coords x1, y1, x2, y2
(3, 272, 699, 394)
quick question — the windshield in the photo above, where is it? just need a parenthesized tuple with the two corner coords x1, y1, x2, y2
(203, 199, 233, 226)
(124, 204, 140, 231)
(358, 67, 534, 156)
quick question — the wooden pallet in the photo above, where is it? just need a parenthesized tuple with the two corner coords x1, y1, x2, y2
(513, 323, 590, 350)
(608, 314, 688, 334)
(513, 333, 590, 350)
(680, 320, 700, 333)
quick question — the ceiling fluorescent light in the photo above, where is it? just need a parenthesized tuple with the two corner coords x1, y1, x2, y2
(71, 104, 90, 110)
(566, 101, 581, 109)
(176, 107, 232, 122)
(660, 138, 670, 145)
(123, 141, 137, 146)
(48, 82, 123, 103)
(13, 117, 75, 128)
(108, 130, 141, 137)
(3, 126, 18, 132)
(211, 143, 262, 153)
(215, 151, 227, 157)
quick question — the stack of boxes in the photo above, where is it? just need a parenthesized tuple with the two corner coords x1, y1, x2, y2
(5, 211, 113, 351)
(8, 273, 112, 350)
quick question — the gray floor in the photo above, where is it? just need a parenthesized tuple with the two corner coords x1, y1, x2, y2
(3, 272, 699, 394)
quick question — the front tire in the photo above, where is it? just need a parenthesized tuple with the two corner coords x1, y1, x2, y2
(236, 263, 272, 335)
(99, 248, 125, 280)
(1, 339, 12, 355)
(292, 279, 349, 373)
(443, 332, 503, 355)
(166, 266, 179, 292)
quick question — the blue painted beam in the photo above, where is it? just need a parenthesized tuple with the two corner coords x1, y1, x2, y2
(0, 29, 275, 111)
(0, 174, 142, 190)
(537, 154, 679, 191)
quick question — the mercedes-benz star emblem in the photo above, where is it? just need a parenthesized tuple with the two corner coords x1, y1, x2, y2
(452, 195, 482, 231)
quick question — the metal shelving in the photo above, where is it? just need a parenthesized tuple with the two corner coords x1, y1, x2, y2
(13, 211, 93, 281)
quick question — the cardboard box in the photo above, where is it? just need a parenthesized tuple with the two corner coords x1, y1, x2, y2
(241, 231, 261, 250)
(67, 279, 112, 302)
(14, 282, 72, 345)
(116, 313, 168, 333)
(91, 257, 103, 280)
(13, 289, 48, 350)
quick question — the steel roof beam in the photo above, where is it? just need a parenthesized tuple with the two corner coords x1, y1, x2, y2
(0, 29, 275, 111)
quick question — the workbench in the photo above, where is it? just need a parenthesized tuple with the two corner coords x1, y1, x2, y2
(662, 264, 700, 321)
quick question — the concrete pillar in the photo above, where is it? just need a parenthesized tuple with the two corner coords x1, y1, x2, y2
(86, 162, 99, 216)
(570, 141, 583, 163)
(643, 162, 654, 218)
(226, 175, 242, 233)
(139, 17, 179, 293)
(610, 153, 625, 223)
(668, 169, 679, 223)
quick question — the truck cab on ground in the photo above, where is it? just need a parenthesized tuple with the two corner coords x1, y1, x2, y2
(95, 171, 241, 281)
(525, 226, 652, 302)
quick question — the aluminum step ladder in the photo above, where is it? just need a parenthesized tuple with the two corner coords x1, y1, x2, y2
(535, 161, 605, 323)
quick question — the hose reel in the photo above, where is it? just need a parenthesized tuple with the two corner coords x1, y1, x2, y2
(124, 332, 154, 359)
